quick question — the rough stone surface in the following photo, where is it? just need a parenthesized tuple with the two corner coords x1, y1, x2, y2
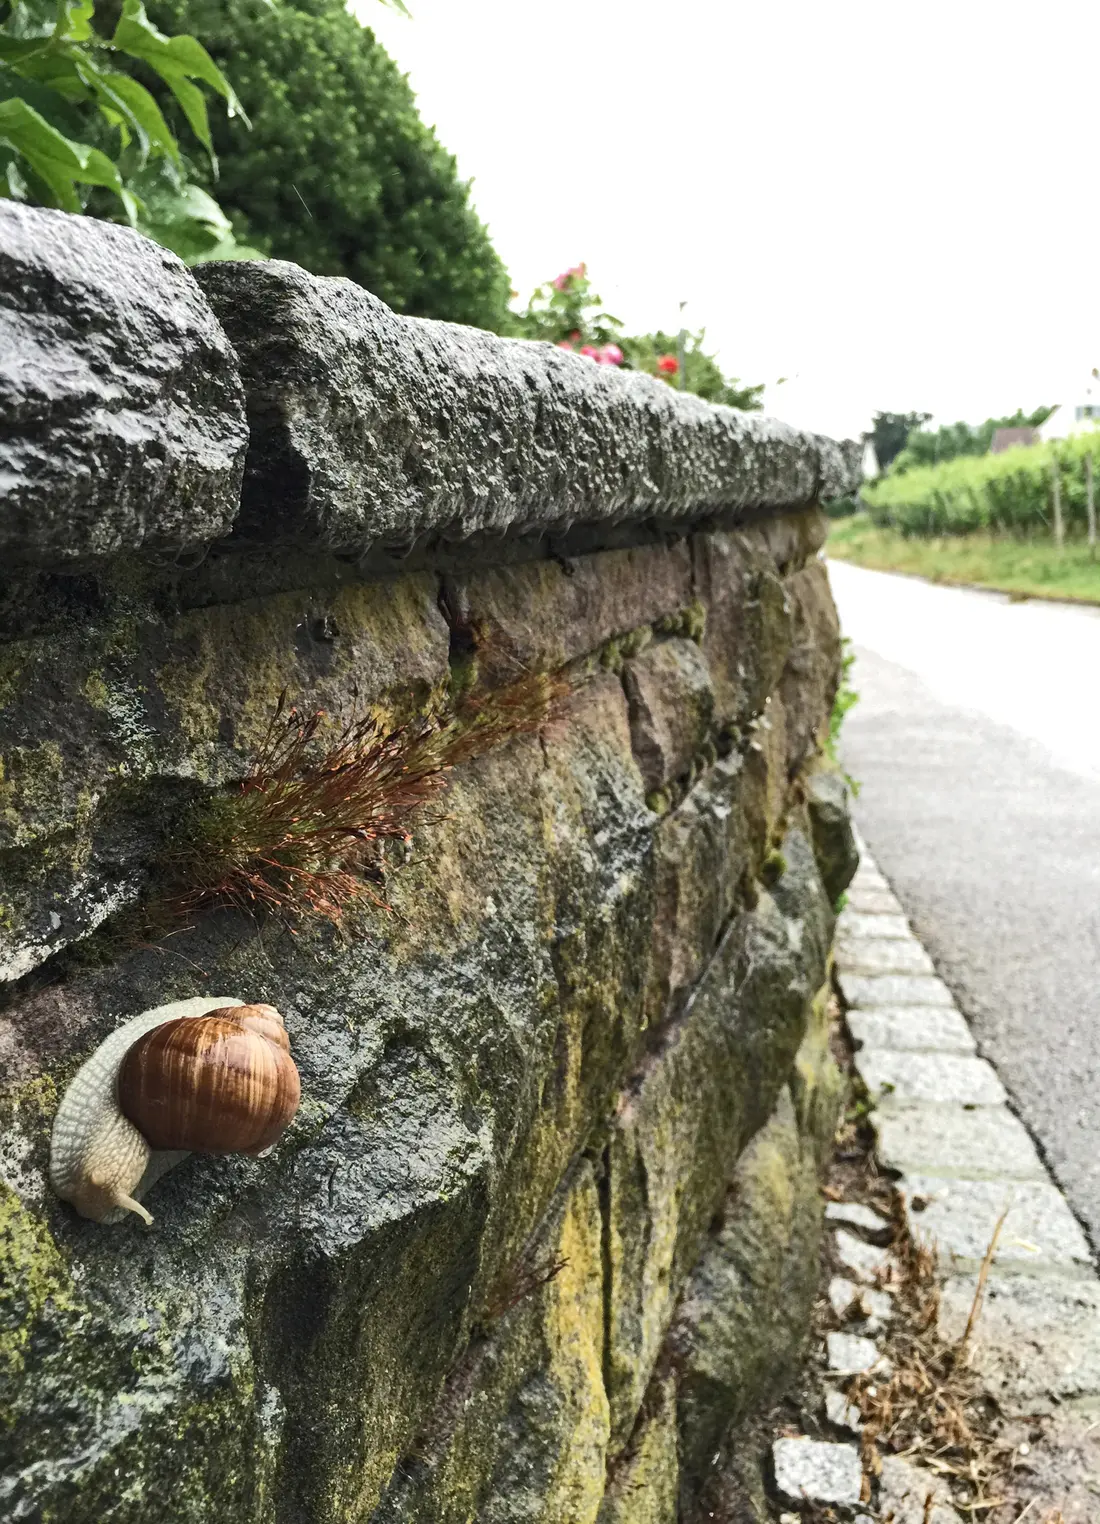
(902, 1174, 1093, 1267)
(194, 259, 859, 554)
(877, 1455, 962, 1524)
(845, 885, 903, 915)
(873, 1103, 1046, 1180)
(0, 203, 247, 566)
(826, 1331, 886, 1375)
(0, 486, 851, 1522)
(622, 636, 715, 793)
(772, 1438, 863, 1505)
(838, 971, 956, 1009)
(858, 1050, 1006, 1107)
(833, 1228, 891, 1282)
(939, 1270, 1100, 1413)
(836, 909, 910, 940)
(805, 769, 859, 904)
(824, 1389, 863, 1433)
(847, 1005, 976, 1055)
(834, 936, 934, 976)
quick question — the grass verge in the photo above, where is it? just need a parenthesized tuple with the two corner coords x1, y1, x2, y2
(828, 514, 1100, 606)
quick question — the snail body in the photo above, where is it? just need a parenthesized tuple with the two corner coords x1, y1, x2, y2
(49, 997, 300, 1226)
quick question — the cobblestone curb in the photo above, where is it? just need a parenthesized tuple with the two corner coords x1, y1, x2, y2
(772, 835, 1100, 1519)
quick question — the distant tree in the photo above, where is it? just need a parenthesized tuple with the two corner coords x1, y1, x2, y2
(890, 405, 1055, 474)
(869, 411, 932, 473)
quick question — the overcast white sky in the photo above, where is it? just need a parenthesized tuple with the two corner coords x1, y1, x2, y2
(357, 0, 1100, 442)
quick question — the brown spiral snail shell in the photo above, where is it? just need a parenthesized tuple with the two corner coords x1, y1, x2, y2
(49, 997, 300, 1226)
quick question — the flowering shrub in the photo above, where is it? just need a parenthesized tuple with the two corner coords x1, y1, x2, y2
(514, 263, 762, 409)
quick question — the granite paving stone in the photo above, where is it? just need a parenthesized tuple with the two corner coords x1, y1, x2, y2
(835, 937, 935, 976)
(858, 1050, 1005, 1107)
(847, 1005, 976, 1055)
(772, 1438, 863, 1505)
(873, 1104, 1046, 1181)
(902, 1175, 1093, 1268)
(838, 972, 956, 1009)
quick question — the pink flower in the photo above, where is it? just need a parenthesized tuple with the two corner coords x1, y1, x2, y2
(556, 339, 575, 350)
(599, 343, 623, 366)
(551, 263, 587, 292)
(579, 344, 600, 360)
(656, 354, 679, 376)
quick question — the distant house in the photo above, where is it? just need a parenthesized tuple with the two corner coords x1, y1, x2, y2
(989, 427, 1038, 454)
(1038, 369, 1100, 441)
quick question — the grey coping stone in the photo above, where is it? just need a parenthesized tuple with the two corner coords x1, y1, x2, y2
(193, 258, 861, 556)
(873, 1103, 1047, 1181)
(838, 971, 956, 1009)
(772, 1437, 863, 1505)
(836, 910, 910, 940)
(824, 1388, 863, 1433)
(849, 866, 889, 894)
(826, 1331, 889, 1375)
(939, 1269, 1100, 1414)
(825, 1201, 892, 1237)
(845, 886, 904, 915)
(857, 1050, 1006, 1107)
(847, 1006, 976, 1055)
(835, 937, 935, 976)
(833, 1228, 891, 1282)
(903, 1175, 1093, 1268)
(878, 1455, 962, 1524)
(0, 202, 248, 566)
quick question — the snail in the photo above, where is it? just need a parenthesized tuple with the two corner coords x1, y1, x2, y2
(49, 996, 301, 1225)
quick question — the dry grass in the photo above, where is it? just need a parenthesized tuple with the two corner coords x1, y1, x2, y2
(843, 1194, 1012, 1516)
(155, 669, 568, 927)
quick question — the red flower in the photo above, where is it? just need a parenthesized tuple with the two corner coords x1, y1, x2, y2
(656, 354, 679, 376)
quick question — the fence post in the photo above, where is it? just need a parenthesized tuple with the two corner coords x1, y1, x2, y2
(1087, 451, 1096, 561)
(1051, 457, 1064, 549)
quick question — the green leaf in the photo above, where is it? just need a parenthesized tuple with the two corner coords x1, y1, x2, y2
(0, 94, 130, 215)
(55, 1, 95, 44)
(110, 0, 249, 145)
(77, 61, 180, 164)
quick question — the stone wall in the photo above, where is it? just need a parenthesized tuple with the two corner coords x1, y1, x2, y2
(0, 204, 860, 1523)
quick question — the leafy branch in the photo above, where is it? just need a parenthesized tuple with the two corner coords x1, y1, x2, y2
(0, 0, 257, 259)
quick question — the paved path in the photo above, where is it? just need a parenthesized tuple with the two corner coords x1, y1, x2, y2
(827, 559, 1100, 1251)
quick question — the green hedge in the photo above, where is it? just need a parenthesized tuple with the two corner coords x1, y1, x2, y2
(144, 0, 513, 330)
(863, 432, 1100, 538)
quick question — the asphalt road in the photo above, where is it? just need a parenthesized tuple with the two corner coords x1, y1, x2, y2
(828, 559, 1100, 1251)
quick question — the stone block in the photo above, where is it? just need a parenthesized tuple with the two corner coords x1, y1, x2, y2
(772, 1438, 862, 1506)
(847, 1006, 976, 1055)
(694, 529, 793, 726)
(596, 1375, 678, 1524)
(873, 1103, 1046, 1181)
(459, 539, 693, 678)
(845, 886, 903, 915)
(779, 560, 841, 774)
(371, 1167, 611, 1524)
(902, 1175, 1093, 1268)
(824, 1389, 863, 1433)
(805, 768, 859, 905)
(858, 1051, 1006, 1107)
(877, 1455, 962, 1524)
(836, 937, 934, 976)
(833, 1228, 891, 1282)
(607, 898, 815, 1443)
(622, 636, 715, 793)
(838, 972, 956, 1008)
(196, 259, 858, 554)
(643, 755, 758, 1030)
(672, 1090, 825, 1488)
(837, 910, 910, 940)
(826, 1331, 887, 1374)
(0, 204, 247, 566)
(939, 1269, 1100, 1414)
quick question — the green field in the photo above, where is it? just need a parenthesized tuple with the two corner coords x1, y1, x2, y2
(828, 514, 1100, 606)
